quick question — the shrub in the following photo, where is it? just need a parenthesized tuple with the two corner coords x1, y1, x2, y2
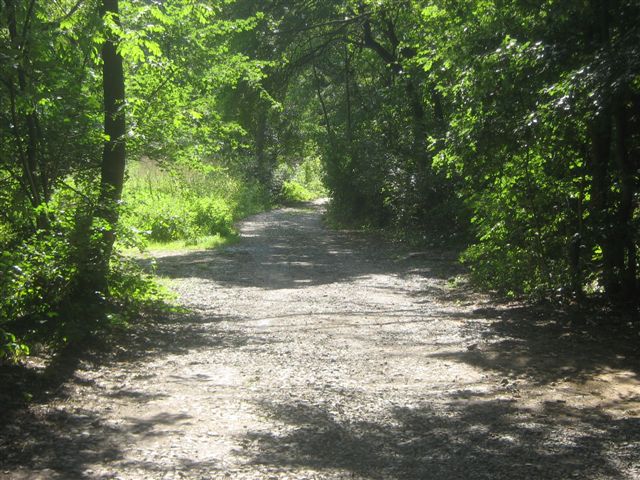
(122, 160, 269, 245)
(0, 329, 29, 364)
(107, 252, 175, 317)
(193, 197, 234, 237)
(273, 157, 327, 204)
(281, 180, 314, 203)
(0, 231, 75, 325)
(0, 185, 175, 362)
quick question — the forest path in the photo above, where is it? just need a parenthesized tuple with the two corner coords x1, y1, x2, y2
(2, 201, 639, 479)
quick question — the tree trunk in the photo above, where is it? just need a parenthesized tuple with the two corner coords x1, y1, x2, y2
(4, 0, 48, 229)
(344, 44, 353, 147)
(77, 0, 126, 297)
(405, 79, 428, 173)
(254, 104, 270, 187)
(98, 0, 126, 284)
(313, 63, 334, 147)
(588, 109, 618, 297)
(613, 90, 637, 301)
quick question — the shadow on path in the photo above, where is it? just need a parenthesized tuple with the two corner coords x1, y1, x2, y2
(241, 396, 639, 480)
(429, 304, 640, 385)
(1, 203, 639, 479)
(0, 309, 257, 478)
(150, 208, 463, 290)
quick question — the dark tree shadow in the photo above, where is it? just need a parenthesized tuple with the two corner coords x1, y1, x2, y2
(149, 207, 463, 291)
(2, 204, 638, 478)
(427, 304, 640, 385)
(0, 308, 259, 478)
(241, 397, 640, 479)
(0, 407, 196, 479)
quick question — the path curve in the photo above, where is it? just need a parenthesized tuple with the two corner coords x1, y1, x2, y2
(1, 201, 639, 479)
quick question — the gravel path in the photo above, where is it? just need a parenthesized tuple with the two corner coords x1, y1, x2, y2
(1, 201, 639, 479)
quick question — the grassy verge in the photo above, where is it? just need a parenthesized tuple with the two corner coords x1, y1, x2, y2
(144, 233, 240, 252)
(120, 159, 268, 252)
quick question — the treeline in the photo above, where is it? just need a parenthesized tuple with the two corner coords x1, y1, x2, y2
(0, 0, 272, 359)
(225, 0, 640, 303)
(1, 0, 638, 360)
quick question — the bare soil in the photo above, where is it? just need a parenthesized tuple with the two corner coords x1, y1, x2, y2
(1, 200, 639, 479)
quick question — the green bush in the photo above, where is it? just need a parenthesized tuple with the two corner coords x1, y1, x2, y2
(0, 185, 177, 362)
(0, 329, 29, 364)
(233, 180, 269, 218)
(107, 252, 175, 317)
(0, 218, 77, 360)
(0, 232, 75, 324)
(271, 156, 327, 204)
(193, 197, 234, 237)
(142, 199, 190, 242)
(281, 180, 314, 203)
(122, 160, 269, 245)
(293, 156, 326, 197)
(124, 194, 235, 243)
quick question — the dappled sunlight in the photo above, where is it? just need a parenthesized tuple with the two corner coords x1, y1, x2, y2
(151, 205, 453, 291)
(241, 397, 640, 479)
(2, 203, 638, 480)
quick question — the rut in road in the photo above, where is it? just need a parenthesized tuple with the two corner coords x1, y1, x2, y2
(1, 201, 639, 480)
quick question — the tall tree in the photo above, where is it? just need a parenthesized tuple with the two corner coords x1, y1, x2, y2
(99, 0, 126, 263)
(74, 0, 126, 298)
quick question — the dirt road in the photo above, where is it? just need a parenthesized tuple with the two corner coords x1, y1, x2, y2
(1, 201, 639, 479)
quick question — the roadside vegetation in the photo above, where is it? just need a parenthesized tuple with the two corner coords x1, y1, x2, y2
(1, 0, 638, 363)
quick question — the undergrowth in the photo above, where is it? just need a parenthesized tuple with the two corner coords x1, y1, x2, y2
(121, 160, 268, 248)
(0, 190, 177, 364)
(1, 156, 327, 363)
(274, 156, 327, 204)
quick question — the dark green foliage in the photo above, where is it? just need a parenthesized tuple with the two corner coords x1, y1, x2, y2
(0, 186, 171, 356)
(238, 0, 639, 302)
(0, 329, 29, 364)
(1, 0, 639, 361)
(426, 0, 640, 300)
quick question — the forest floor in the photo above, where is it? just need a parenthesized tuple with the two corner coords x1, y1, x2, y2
(1, 200, 640, 479)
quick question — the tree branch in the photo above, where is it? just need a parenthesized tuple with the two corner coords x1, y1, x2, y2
(271, 14, 365, 36)
(361, 16, 402, 76)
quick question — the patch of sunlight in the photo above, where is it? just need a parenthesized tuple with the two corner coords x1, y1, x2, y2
(122, 233, 240, 255)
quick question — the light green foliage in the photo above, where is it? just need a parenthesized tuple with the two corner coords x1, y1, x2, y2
(107, 252, 177, 318)
(274, 156, 327, 203)
(122, 160, 267, 245)
(281, 181, 314, 203)
(0, 0, 270, 360)
(121, 0, 268, 165)
(1, 0, 638, 363)
(293, 156, 327, 198)
(238, 0, 639, 301)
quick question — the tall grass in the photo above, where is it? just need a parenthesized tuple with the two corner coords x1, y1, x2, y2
(121, 155, 327, 249)
(122, 160, 268, 249)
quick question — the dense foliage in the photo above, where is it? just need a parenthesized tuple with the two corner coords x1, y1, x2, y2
(1, 0, 638, 360)
(122, 161, 265, 246)
(0, 0, 272, 359)
(225, 0, 639, 302)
